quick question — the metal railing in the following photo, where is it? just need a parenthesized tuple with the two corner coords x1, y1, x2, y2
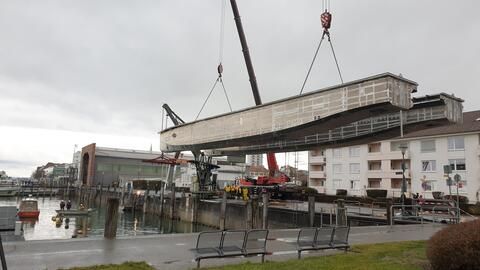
(234, 104, 451, 152)
(390, 205, 424, 228)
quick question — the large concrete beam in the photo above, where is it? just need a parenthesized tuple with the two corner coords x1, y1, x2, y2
(160, 73, 417, 152)
(205, 93, 464, 155)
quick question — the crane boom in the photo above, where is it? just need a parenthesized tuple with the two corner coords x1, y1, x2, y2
(230, 0, 262, 106)
(229, 0, 287, 185)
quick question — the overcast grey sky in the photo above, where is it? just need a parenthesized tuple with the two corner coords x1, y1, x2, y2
(1, 0, 479, 176)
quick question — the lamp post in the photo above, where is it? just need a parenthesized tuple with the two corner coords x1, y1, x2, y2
(399, 144, 408, 213)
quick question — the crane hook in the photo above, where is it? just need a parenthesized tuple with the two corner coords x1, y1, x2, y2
(321, 10, 332, 33)
(217, 63, 224, 78)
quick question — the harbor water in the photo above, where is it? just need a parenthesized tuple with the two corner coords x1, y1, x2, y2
(0, 196, 211, 241)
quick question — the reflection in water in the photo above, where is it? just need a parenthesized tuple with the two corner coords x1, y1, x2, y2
(0, 197, 211, 241)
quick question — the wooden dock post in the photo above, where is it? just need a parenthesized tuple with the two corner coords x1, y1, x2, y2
(386, 199, 393, 226)
(170, 183, 176, 219)
(246, 199, 253, 229)
(143, 188, 150, 213)
(159, 182, 165, 218)
(336, 199, 347, 226)
(262, 192, 269, 229)
(308, 196, 316, 227)
(104, 198, 120, 239)
(0, 234, 7, 270)
(219, 191, 227, 230)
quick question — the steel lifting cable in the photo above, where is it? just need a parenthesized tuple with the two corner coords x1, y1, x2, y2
(195, 78, 220, 120)
(299, 0, 344, 94)
(195, 0, 233, 120)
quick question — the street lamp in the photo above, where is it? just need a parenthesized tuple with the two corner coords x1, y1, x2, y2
(399, 144, 408, 210)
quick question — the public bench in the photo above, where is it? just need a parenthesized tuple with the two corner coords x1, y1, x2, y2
(191, 229, 268, 268)
(297, 226, 350, 259)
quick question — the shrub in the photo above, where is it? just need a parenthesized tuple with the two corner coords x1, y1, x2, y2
(366, 189, 387, 198)
(426, 219, 480, 270)
(303, 187, 318, 194)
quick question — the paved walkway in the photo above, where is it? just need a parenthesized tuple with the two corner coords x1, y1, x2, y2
(3, 224, 444, 270)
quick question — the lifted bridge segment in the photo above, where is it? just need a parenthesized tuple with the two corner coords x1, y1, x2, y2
(160, 73, 418, 152)
(204, 93, 464, 155)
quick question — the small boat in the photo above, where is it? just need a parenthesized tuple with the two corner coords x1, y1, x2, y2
(18, 197, 40, 218)
(55, 209, 94, 216)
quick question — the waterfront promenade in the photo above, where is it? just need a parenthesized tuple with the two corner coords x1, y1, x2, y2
(3, 224, 443, 270)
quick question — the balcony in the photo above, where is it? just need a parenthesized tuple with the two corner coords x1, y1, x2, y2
(367, 169, 410, 179)
(310, 155, 326, 164)
(367, 150, 410, 160)
(309, 171, 326, 179)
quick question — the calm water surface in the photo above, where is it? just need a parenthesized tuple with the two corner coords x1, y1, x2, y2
(0, 196, 211, 241)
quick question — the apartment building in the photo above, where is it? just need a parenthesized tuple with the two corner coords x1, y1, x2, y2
(309, 111, 480, 203)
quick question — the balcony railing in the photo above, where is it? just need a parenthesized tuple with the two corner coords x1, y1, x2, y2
(367, 150, 410, 160)
(309, 171, 326, 179)
(309, 155, 326, 164)
(367, 169, 410, 179)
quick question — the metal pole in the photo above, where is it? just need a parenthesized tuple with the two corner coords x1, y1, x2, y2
(230, 0, 262, 106)
(401, 150, 406, 214)
(0, 234, 7, 270)
(456, 184, 460, 223)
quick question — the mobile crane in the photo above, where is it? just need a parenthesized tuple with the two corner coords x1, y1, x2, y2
(230, 0, 289, 186)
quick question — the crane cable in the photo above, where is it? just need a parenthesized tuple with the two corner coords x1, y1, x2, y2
(299, 0, 344, 95)
(196, 0, 233, 120)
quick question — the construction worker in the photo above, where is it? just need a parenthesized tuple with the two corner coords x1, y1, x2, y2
(59, 200, 66, 210)
(66, 200, 72, 210)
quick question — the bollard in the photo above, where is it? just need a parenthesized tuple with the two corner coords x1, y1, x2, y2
(220, 192, 227, 230)
(104, 198, 120, 239)
(0, 234, 7, 270)
(308, 196, 315, 227)
(262, 192, 269, 229)
(336, 199, 347, 226)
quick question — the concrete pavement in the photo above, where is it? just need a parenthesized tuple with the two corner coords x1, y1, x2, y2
(3, 224, 444, 270)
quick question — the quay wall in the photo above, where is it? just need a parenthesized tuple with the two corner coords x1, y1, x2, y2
(72, 187, 386, 229)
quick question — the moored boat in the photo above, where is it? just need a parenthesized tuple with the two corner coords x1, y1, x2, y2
(55, 209, 94, 216)
(18, 197, 40, 218)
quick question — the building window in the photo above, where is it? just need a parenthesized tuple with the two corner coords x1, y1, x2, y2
(349, 146, 360, 157)
(449, 159, 466, 171)
(420, 140, 436, 153)
(368, 143, 381, 153)
(368, 161, 381, 171)
(333, 164, 343, 174)
(421, 180, 435, 191)
(390, 141, 408, 152)
(368, 179, 381, 188)
(349, 163, 360, 174)
(391, 179, 402, 189)
(333, 179, 342, 189)
(448, 136, 465, 151)
(350, 180, 359, 189)
(421, 160, 436, 172)
(333, 149, 342, 158)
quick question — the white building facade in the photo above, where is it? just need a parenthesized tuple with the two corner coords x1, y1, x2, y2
(309, 111, 480, 204)
(246, 154, 264, 167)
